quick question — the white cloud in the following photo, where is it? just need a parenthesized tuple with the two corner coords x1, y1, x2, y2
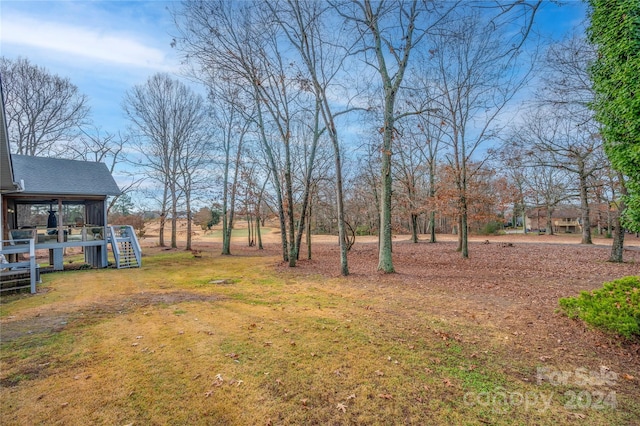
(1, 14, 173, 71)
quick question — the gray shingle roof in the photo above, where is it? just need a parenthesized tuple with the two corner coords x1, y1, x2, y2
(11, 155, 121, 196)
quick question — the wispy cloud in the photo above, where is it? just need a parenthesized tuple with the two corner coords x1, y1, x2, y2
(2, 14, 173, 71)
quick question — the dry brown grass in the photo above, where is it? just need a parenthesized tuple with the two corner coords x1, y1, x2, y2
(1, 241, 639, 425)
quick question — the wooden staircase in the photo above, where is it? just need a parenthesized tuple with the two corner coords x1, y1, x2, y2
(115, 240, 139, 268)
(109, 226, 142, 269)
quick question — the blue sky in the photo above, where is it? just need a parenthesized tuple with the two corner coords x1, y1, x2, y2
(1, 0, 181, 134)
(1, 0, 588, 137)
(0, 0, 590, 206)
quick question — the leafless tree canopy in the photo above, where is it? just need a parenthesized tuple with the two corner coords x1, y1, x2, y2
(164, 1, 623, 266)
(0, 56, 90, 156)
(5, 1, 623, 268)
(123, 73, 210, 248)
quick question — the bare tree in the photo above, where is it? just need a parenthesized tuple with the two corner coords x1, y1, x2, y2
(521, 35, 604, 245)
(176, 116, 211, 251)
(269, 0, 365, 275)
(513, 108, 603, 244)
(398, 66, 445, 243)
(345, 140, 381, 240)
(431, 5, 538, 258)
(174, 0, 321, 267)
(529, 159, 571, 235)
(392, 121, 428, 243)
(335, 0, 456, 272)
(209, 80, 252, 256)
(499, 151, 530, 234)
(174, 1, 286, 257)
(123, 73, 208, 249)
(68, 126, 142, 215)
(418, 110, 444, 243)
(0, 56, 90, 156)
(588, 153, 628, 252)
(496, 144, 572, 235)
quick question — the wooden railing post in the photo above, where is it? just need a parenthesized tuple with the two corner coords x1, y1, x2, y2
(29, 238, 36, 294)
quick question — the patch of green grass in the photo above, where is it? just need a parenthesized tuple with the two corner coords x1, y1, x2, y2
(225, 293, 273, 305)
(0, 330, 81, 388)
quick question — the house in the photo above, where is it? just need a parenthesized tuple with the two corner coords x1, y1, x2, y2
(2, 154, 122, 269)
(525, 206, 583, 233)
(1, 77, 139, 293)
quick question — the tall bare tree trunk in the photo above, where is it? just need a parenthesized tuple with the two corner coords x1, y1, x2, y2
(225, 149, 241, 254)
(294, 106, 320, 262)
(545, 205, 554, 235)
(185, 199, 192, 251)
(222, 209, 230, 254)
(256, 172, 269, 251)
(456, 216, 463, 252)
(256, 211, 263, 250)
(255, 100, 288, 262)
(361, 0, 420, 273)
(609, 173, 627, 262)
(158, 213, 166, 248)
(221, 123, 240, 255)
(170, 182, 178, 249)
(460, 196, 469, 258)
(247, 214, 254, 247)
(285, 162, 296, 266)
(410, 213, 419, 243)
(578, 164, 593, 244)
(522, 199, 528, 235)
(158, 184, 168, 247)
(429, 211, 436, 243)
(334, 149, 349, 275)
(429, 167, 437, 243)
(306, 200, 312, 260)
(378, 131, 394, 272)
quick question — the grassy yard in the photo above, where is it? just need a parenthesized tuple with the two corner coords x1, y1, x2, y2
(1, 245, 638, 425)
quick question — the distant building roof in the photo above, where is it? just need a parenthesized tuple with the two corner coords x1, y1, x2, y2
(526, 206, 582, 219)
(11, 154, 121, 197)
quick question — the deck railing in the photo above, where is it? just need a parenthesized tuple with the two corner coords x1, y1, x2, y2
(0, 238, 38, 293)
(9, 226, 106, 244)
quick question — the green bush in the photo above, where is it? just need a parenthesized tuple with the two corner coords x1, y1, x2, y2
(208, 209, 221, 228)
(478, 221, 502, 235)
(356, 225, 371, 236)
(559, 276, 640, 339)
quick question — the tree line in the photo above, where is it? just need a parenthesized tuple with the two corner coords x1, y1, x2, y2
(1, 0, 638, 272)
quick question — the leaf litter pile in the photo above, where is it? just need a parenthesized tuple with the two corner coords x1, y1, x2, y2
(277, 238, 640, 422)
(1, 236, 639, 425)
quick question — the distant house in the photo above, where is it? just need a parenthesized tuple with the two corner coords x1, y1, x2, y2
(1, 77, 139, 278)
(525, 206, 583, 233)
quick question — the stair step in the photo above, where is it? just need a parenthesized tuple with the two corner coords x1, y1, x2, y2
(110, 226, 141, 269)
